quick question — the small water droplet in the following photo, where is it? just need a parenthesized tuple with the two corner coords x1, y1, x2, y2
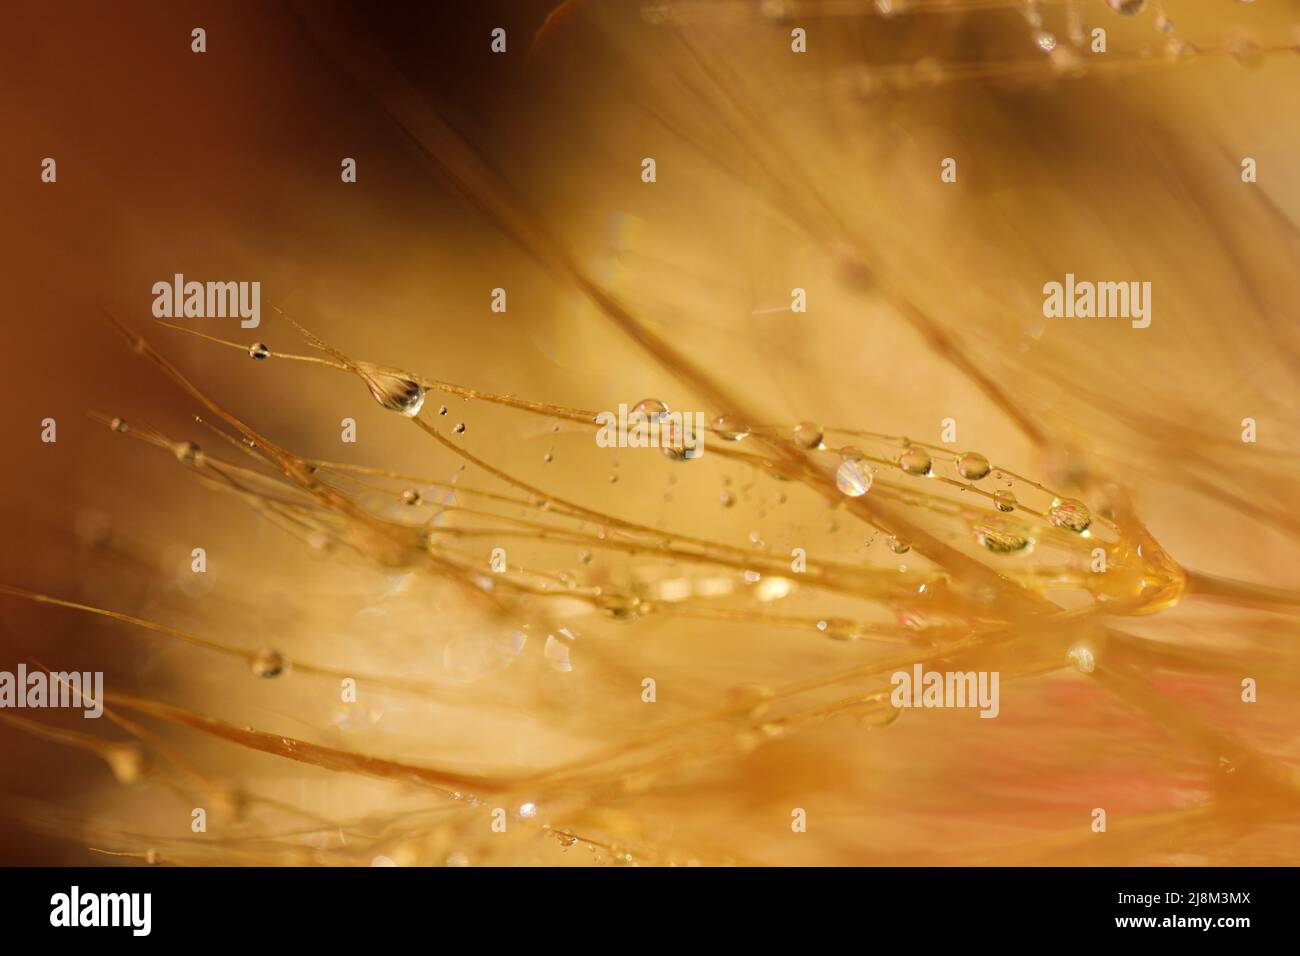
(897, 446, 932, 476)
(109, 417, 129, 433)
(545, 629, 575, 672)
(712, 414, 750, 441)
(518, 802, 538, 819)
(251, 648, 284, 678)
(1048, 497, 1092, 533)
(835, 457, 873, 497)
(974, 526, 1032, 554)
(554, 832, 578, 847)
(1035, 31, 1057, 51)
(579, 549, 593, 564)
(792, 421, 824, 450)
(105, 743, 146, 785)
(1228, 32, 1262, 68)
(401, 489, 421, 506)
(174, 441, 203, 465)
(720, 490, 735, 507)
(1067, 646, 1096, 674)
(886, 535, 910, 554)
(453, 422, 466, 434)
(1104, 0, 1146, 14)
(543, 451, 553, 463)
(439, 405, 449, 416)
(248, 342, 270, 360)
(993, 490, 1017, 512)
(597, 592, 641, 621)
(956, 451, 991, 480)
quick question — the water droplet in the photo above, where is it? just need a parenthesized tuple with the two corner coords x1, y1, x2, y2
(897, 446, 932, 476)
(248, 342, 270, 360)
(543, 452, 553, 463)
(251, 648, 284, 678)
(518, 802, 538, 819)
(993, 490, 1017, 512)
(712, 414, 750, 441)
(109, 417, 129, 433)
(1228, 32, 1262, 68)
(105, 743, 146, 785)
(144, 849, 160, 865)
(720, 490, 735, 507)
(445, 852, 470, 867)
(1155, 12, 1173, 33)
(835, 457, 873, 497)
(1104, 0, 1146, 14)
(1048, 497, 1092, 533)
(1036, 31, 1057, 52)
(362, 367, 426, 417)
(554, 832, 578, 847)
(174, 441, 203, 465)
(439, 405, 449, 416)
(974, 526, 1032, 554)
(579, 549, 593, 564)
(1067, 646, 1096, 674)
(597, 592, 641, 621)
(401, 489, 421, 506)
(956, 451, 991, 480)
(886, 535, 910, 554)
(792, 421, 824, 450)
(632, 398, 669, 423)
(545, 629, 574, 672)
(453, 422, 466, 434)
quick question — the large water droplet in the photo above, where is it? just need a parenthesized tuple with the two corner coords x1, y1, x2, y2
(993, 490, 1017, 512)
(835, 457, 873, 497)
(897, 446, 932, 476)
(1048, 497, 1092, 533)
(363, 367, 426, 417)
(956, 451, 991, 480)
